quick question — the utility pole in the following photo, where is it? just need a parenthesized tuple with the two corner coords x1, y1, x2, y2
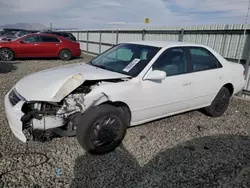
(50, 23, 52, 31)
(239, 0, 250, 96)
(238, 0, 250, 64)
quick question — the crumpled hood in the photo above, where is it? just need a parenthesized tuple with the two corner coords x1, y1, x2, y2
(15, 62, 130, 102)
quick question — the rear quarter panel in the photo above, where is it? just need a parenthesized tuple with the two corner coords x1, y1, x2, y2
(226, 61, 246, 94)
(205, 46, 246, 94)
(59, 39, 81, 57)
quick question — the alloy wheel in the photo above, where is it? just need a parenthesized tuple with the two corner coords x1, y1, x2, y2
(60, 50, 71, 60)
(0, 49, 13, 61)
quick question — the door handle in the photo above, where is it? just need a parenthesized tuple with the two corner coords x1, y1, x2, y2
(34, 43, 39, 46)
(56, 44, 60, 46)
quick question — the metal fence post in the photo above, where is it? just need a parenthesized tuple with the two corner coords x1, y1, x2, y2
(178, 29, 184, 42)
(99, 30, 102, 54)
(111, 30, 114, 46)
(77, 30, 79, 41)
(142, 29, 146, 40)
(86, 30, 89, 52)
(244, 43, 250, 90)
(116, 30, 119, 44)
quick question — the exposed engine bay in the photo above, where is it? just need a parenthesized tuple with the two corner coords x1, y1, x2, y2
(20, 79, 128, 142)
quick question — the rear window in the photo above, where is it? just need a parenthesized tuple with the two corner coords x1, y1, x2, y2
(62, 33, 69, 37)
(41, 36, 60, 42)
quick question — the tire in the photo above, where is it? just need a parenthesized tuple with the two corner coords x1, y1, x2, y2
(204, 87, 231, 117)
(58, 49, 72, 61)
(76, 104, 128, 155)
(0, 48, 14, 61)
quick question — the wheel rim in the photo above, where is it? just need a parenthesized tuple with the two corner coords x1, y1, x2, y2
(90, 116, 122, 148)
(0, 49, 13, 61)
(60, 50, 71, 60)
(215, 93, 229, 112)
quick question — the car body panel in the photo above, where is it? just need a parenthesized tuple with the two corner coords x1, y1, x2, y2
(4, 92, 27, 142)
(15, 63, 130, 102)
(14, 42, 42, 57)
(4, 40, 246, 143)
(34, 41, 60, 57)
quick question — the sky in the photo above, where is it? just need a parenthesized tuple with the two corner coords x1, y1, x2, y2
(0, 0, 250, 29)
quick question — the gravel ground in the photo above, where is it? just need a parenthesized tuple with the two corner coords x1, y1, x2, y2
(0, 55, 250, 188)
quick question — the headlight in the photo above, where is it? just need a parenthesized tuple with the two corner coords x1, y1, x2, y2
(9, 88, 26, 106)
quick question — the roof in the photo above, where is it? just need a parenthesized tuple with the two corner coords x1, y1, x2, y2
(125, 40, 206, 48)
(23, 33, 63, 38)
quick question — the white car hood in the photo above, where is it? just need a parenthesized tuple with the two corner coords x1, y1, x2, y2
(15, 63, 130, 102)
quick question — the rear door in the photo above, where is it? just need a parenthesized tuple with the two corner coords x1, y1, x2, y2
(39, 36, 61, 56)
(15, 35, 42, 57)
(186, 46, 225, 107)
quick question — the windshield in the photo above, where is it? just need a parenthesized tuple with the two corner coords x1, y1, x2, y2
(88, 43, 161, 77)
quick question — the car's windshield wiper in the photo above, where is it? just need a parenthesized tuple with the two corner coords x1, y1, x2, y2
(88, 61, 133, 77)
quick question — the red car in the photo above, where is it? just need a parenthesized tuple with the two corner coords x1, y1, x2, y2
(0, 33, 81, 61)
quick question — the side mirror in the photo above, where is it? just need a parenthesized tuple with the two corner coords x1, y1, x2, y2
(145, 70, 166, 81)
(19, 40, 24, 44)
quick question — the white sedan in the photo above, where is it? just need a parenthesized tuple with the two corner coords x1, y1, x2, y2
(4, 41, 246, 154)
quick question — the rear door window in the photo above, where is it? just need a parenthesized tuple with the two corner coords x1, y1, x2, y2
(189, 47, 222, 72)
(40, 36, 60, 42)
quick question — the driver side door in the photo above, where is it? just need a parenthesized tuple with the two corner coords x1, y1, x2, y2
(15, 36, 42, 57)
(134, 47, 195, 122)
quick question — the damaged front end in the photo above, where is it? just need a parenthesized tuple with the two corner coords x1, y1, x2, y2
(20, 81, 101, 142)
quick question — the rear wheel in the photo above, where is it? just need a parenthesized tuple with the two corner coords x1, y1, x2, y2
(0, 48, 14, 61)
(204, 87, 231, 117)
(76, 104, 128, 155)
(59, 49, 72, 61)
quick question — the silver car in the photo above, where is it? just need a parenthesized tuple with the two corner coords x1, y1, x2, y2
(0, 31, 30, 41)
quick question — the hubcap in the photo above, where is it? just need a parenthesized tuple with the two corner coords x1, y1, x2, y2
(90, 116, 121, 148)
(0, 50, 13, 60)
(61, 51, 70, 60)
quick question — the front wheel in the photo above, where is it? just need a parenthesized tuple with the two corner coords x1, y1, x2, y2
(76, 104, 128, 155)
(204, 87, 231, 117)
(59, 49, 72, 61)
